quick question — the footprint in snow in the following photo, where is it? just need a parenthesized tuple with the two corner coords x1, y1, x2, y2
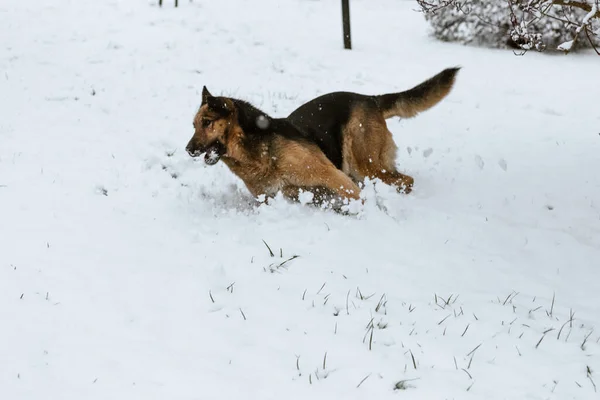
(422, 148, 433, 158)
(542, 108, 562, 117)
(474, 155, 485, 170)
(498, 158, 508, 171)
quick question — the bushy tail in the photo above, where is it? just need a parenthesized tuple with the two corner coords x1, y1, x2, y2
(374, 67, 460, 119)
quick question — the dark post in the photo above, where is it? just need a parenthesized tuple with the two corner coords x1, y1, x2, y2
(158, 0, 178, 6)
(341, 0, 351, 49)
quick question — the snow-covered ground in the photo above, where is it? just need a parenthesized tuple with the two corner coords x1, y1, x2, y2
(1, 0, 600, 398)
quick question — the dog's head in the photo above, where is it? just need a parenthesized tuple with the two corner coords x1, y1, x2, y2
(186, 86, 236, 165)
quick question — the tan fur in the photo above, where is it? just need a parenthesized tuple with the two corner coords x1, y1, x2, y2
(189, 104, 360, 208)
(191, 100, 236, 146)
(285, 68, 459, 196)
(381, 70, 458, 119)
(341, 107, 414, 193)
(382, 87, 453, 119)
(188, 68, 459, 208)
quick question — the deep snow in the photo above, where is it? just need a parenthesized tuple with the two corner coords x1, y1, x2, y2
(1, 0, 600, 399)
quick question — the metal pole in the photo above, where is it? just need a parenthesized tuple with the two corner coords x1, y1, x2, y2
(341, 0, 351, 49)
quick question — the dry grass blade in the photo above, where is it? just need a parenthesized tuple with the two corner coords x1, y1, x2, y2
(409, 350, 417, 369)
(556, 309, 575, 340)
(375, 293, 387, 313)
(467, 343, 482, 357)
(535, 334, 544, 349)
(272, 255, 300, 270)
(529, 306, 542, 315)
(581, 330, 594, 350)
(462, 368, 473, 379)
(461, 324, 470, 337)
(356, 373, 371, 388)
(503, 291, 519, 305)
(356, 287, 364, 300)
(548, 292, 555, 317)
(467, 353, 475, 369)
(262, 239, 274, 257)
(317, 282, 326, 295)
(345, 290, 351, 315)
(588, 365, 597, 392)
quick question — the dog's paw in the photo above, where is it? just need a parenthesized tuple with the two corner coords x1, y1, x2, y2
(397, 176, 414, 194)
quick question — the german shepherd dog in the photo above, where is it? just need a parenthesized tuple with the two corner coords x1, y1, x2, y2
(185, 67, 459, 210)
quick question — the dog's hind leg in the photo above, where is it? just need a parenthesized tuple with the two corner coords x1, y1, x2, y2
(343, 109, 414, 193)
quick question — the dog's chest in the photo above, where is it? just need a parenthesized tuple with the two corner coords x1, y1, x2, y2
(222, 150, 282, 197)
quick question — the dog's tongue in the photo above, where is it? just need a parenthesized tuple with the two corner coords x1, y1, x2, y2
(204, 144, 222, 165)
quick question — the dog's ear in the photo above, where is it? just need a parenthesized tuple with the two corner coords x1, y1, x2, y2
(206, 96, 231, 117)
(201, 86, 212, 105)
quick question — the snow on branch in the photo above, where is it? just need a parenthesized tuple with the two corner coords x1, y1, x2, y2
(415, 0, 600, 55)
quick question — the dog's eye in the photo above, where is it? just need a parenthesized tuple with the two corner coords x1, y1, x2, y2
(202, 118, 212, 128)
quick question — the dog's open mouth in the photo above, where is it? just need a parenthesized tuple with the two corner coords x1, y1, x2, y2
(187, 141, 226, 165)
(203, 142, 225, 165)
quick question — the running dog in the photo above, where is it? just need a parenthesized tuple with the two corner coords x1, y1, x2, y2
(185, 67, 459, 208)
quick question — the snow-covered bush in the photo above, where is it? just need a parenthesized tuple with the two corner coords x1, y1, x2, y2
(416, 0, 600, 54)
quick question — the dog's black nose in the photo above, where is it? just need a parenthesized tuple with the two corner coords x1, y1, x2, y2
(186, 147, 200, 157)
(186, 142, 202, 157)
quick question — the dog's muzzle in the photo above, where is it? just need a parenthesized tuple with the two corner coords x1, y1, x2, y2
(186, 145, 204, 158)
(186, 141, 225, 165)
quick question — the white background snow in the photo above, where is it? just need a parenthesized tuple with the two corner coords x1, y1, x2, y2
(1, 0, 600, 399)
